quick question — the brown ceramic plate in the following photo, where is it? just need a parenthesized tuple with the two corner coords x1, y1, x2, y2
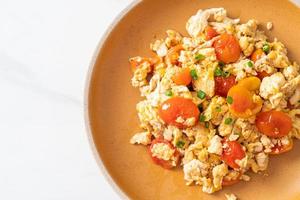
(86, 0, 300, 199)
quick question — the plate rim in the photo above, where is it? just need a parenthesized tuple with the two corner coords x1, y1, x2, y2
(83, 0, 141, 199)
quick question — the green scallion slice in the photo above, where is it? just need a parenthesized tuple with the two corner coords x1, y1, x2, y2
(199, 115, 206, 122)
(195, 54, 205, 61)
(225, 118, 233, 125)
(205, 122, 209, 128)
(165, 90, 173, 96)
(214, 67, 223, 77)
(246, 61, 253, 68)
(190, 69, 198, 80)
(262, 43, 270, 53)
(197, 90, 206, 99)
(176, 141, 185, 148)
(226, 96, 233, 104)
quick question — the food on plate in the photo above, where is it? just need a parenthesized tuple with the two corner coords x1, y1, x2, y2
(129, 7, 300, 196)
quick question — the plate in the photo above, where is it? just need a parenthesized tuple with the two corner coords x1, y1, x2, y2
(85, 0, 300, 199)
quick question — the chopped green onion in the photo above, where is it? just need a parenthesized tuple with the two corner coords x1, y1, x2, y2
(197, 90, 206, 99)
(176, 141, 185, 148)
(195, 54, 205, 61)
(216, 106, 221, 112)
(215, 65, 230, 77)
(218, 61, 225, 68)
(226, 96, 233, 104)
(225, 118, 233, 125)
(214, 67, 223, 77)
(246, 61, 253, 68)
(190, 69, 198, 80)
(262, 43, 270, 53)
(235, 132, 241, 136)
(165, 90, 173, 96)
(205, 122, 209, 128)
(222, 71, 230, 77)
(199, 114, 206, 122)
(198, 104, 203, 112)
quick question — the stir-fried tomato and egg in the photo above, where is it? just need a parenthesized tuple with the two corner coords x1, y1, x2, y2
(129, 8, 299, 196)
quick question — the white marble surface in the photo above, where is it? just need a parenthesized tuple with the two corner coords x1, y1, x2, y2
(0, 0, 133, 199)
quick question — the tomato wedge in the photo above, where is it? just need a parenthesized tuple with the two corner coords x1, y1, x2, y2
(205, 26, 218, 40)
(213, 34, 241, 64)
(215, 75, 236, 97)
(172, 68, 192, 86)
(149, 138, 180, 169)
(238, 77, 261, 91)
(227, 77, 262, 118)
(270, 138, 293, 155)
(255, 110, 292, 138)
(158, 97, 200, 128)
(257, 71, 270, 80)
(251, 49, 265, 62)
(228, 85, 254, 113)
(221, 140, 246, 169)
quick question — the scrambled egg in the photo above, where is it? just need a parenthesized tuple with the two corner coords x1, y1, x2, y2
(151, 143, 175, 161)
(130, 131, 151, 145)
(192, 62, 217, 97)
(186, 8, 225, 38)
(129, 7, 300, 198)
(207, 135, 223, 155)
(225, 193, 238, 200)
(183, 159, 209, 185)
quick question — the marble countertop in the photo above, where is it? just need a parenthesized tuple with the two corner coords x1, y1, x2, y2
(0, 0, 133, 199)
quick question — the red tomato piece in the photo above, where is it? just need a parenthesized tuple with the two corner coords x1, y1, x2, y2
(172, 68, 192, 86)
(257, 71, 270, 80)
(221, 140, 246, 169)
(149, 138, 180, 169)
(215, 75, 236, 97)
(228, 85, 254, 113)
(255, 110, 292, 138)
(158, 97, 200, 128)
(251, 49, 265, 62)
(270, 138, 293, 155)
(205, 26, 218, 40)
(213, 34, 241, 64)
